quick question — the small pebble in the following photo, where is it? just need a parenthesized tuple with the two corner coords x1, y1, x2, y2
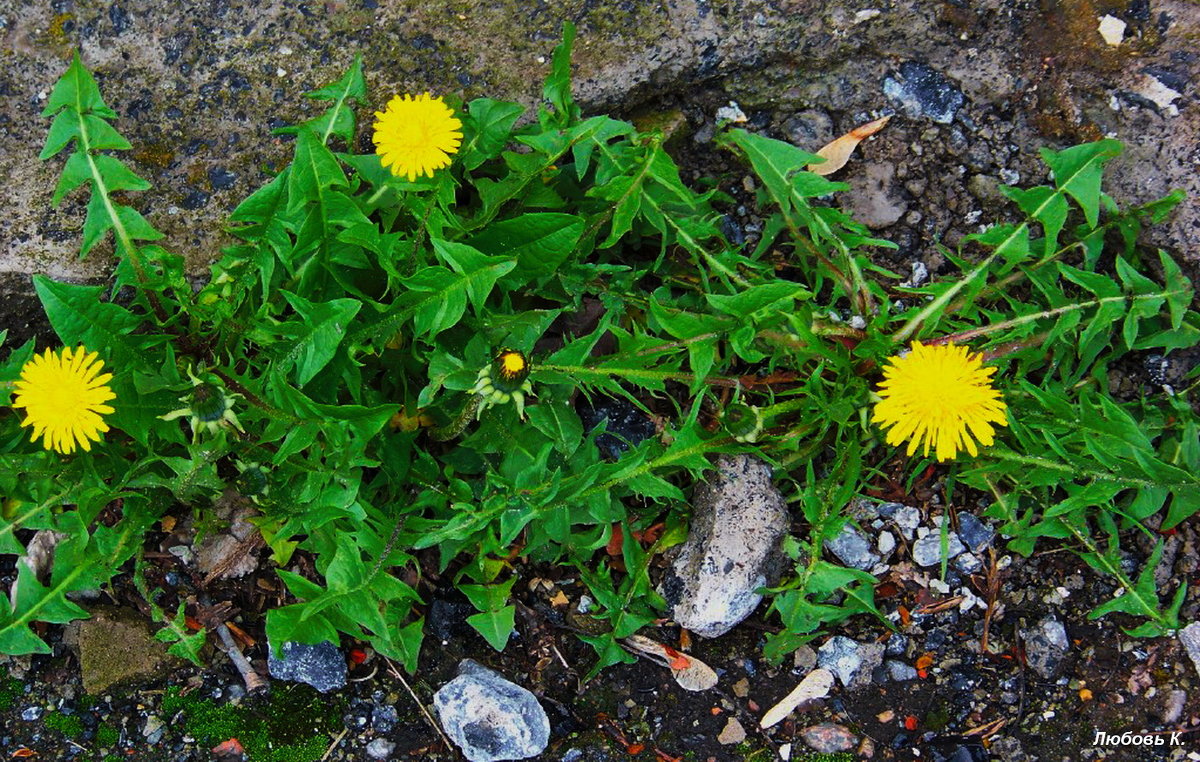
(718, 717, 746, 745)
(801, 723, 856, 753)
(366, 738, 396, 759)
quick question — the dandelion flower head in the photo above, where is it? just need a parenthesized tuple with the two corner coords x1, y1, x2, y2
(372, 92, 462, 181)
(872, 341, 1007, 462)
(12, 346, 115, 454)
(498, 349, 528, 382)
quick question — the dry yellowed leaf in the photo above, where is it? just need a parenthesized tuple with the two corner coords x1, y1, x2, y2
(673, 652, 718, 692)
(622, 633, 718, 692)
(807, 115, 892, 176)
(759, 667, 835, 729)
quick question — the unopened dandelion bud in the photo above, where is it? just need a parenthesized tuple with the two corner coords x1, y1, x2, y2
(722, 403, 764, 443)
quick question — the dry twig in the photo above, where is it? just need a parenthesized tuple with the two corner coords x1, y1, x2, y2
(319, 728, 349, 762)
(385, 656, 455, 753)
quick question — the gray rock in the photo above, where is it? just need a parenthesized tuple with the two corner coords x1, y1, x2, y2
(21, 706, 43, 721)
(1021, 616, 1069, 679)
(875, 502, 905, 519)
(142, 715, 165, 745)
(884, 659, 918, 682)
(825, 524, 880, 571)
(877, 530, 896, 559)
(912, 530, 965, 568)
(957, 513, 995, 552)
(366, 739, 396, 760)
(883, 61, 965, 124)
(817, 635, 884, 690)
(373, 703, 400, 733)
(267, 640, 347, 694)
(955, 552, 983, 575)
(433, 660, 550, 762)
(660, 455, 789, 638)
(893, 506, 922, 540)
(885, 634, 909, 657)
(1179, 622, 1200, 678)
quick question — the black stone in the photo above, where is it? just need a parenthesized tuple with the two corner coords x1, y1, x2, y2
(108, 3, 131, 35)
(427, 597, 475, 642)
(207, 167, 237, 190)
(181, 189, 210, 210)
(577, 395, 656, 460)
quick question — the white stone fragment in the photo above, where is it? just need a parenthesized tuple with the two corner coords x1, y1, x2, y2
(1098, 15, 1126, 46)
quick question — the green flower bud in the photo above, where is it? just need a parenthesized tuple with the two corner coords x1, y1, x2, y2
(722, 402, 764, 443)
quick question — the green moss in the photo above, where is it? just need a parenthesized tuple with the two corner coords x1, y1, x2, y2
(103, 756, 121, 762)
(96, 723, 120, 747)
(0, 666, 22, 711)
(161, 684, 344, 762)
(44, 710, 85, 738)
(794, 754, 855, 762)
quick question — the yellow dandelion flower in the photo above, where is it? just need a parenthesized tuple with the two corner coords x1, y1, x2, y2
(372, 92, 463, 181)
(12, 346, 116, 454)
(872, 341, 1008, 462)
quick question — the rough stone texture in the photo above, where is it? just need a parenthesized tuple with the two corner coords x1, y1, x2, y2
(955, 552, 983, 575)
(73, 605, 177, 695)
(883, 61, 965, 124)
(824, 524, 879, 571)
(956, 512, 995, 552)
(817, 635, 884, 690)
(893, 506, 922, 541)
(883, 659, 919, 682)
(266, 639, 347, 694)
(912, 527, 966, 568)
(716, 716, 746, 745)
(1021, 615, 1070, 680)
(801, 723, 856, 754)
(0, 0, 1196, 316)
(659, 454, 789, 638)
(1178, 622, 1200, 679)
(433, 659, 550, 762)
(366, 738, 396, 760)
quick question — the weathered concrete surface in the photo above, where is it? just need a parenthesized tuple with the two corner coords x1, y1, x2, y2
(0, 0, 1196, 312)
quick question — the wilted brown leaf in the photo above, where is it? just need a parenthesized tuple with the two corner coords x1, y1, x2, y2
(195, 492, 264, 585)
(807, 115, 892, 176)
(623, 634, 718, 692)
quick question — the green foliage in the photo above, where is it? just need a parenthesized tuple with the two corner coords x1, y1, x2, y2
(133, 554, 206, 666)
(1, 22, 1195, 678)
